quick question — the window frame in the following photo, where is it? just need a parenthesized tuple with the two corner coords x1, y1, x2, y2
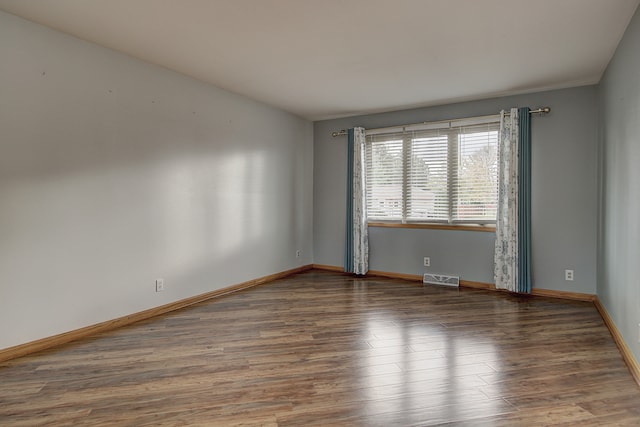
(364, 115, 500, 226)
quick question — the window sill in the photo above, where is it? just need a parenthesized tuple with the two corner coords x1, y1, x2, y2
(368, 222, 496, 232)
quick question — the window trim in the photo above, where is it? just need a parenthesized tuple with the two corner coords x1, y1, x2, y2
(368, 221, 496, 233)
(364, 114, 500, 225)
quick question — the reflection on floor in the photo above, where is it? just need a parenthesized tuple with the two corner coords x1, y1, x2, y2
(1, 269, 639, 425)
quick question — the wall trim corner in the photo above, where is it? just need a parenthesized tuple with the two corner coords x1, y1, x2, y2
(594, 297, 640, 387)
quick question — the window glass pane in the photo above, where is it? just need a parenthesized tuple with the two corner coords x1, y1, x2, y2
(365, 136, 403, 220)
(364, 116, 499, 225)
(407, 133, 449, 221)
(453, 125, 498, 222)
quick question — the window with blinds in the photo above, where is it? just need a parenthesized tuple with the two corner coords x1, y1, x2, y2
(365, 116, 499, 224)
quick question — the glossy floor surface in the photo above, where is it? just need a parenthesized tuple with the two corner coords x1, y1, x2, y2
(1, 270, 639, 426)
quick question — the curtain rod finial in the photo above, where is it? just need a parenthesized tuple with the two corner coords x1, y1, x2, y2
(529, 106, 551, 115)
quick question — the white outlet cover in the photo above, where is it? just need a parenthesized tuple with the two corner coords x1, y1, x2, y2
(156, 278, 164, 292)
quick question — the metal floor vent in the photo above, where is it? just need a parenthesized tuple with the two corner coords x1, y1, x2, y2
(423, 273, 460, 287)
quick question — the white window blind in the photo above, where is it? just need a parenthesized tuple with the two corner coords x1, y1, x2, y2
(454, 125, 499, 222)
(365, 134, 404, 220)
(364, 116, 499, 224)
(407, 132, 448, 221)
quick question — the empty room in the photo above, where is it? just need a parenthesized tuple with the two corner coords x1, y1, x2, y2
(1, 0, 640, 425)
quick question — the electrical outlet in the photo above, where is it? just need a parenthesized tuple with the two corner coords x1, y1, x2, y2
(155, 278, 164, 292)
(424, 257, 430, 267)
(565, 270, 574, 281)
(296, 250, 301, 258)
(638, 323, 640, 343)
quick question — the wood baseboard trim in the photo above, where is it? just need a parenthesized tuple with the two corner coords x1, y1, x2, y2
(593, 297, 640, 387)
(317, 266, 497, 291)
(313, 265, 425, 283)
(530, 288, 596, 302)
(368, 270, 423, 282)
(459, 282, 596, 302)
(459, 280, 496, 290)
(312, 266, 599, 300)
(311, 264, 345, 273)
(0, 264, 313, 364)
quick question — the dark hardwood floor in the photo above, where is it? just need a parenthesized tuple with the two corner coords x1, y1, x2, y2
(1, 269, 639, 426)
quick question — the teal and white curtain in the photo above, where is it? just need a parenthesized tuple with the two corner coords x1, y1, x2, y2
(345, 127, 369, 275)
(494, 108, 532, 293)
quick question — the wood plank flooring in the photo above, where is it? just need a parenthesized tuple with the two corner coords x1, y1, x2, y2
(1, 269, 639, 426)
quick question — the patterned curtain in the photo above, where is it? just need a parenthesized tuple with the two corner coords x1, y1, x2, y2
(344, 127, 369, 275)
(494, 109, 519, 291)
(518, 108, 532, 293)
(494, 108, 533, 293)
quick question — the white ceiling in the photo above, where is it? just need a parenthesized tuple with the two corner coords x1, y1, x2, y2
(0, 0, 638, 120)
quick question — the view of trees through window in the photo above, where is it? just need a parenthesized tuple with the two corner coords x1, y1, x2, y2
(456, 130, 498, 221)
(365, 121, 499, 224)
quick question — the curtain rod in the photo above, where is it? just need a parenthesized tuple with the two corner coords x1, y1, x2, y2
(330, 106, 551, 137)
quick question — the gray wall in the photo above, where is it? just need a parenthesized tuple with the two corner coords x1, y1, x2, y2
(0, 11, 313, 350)
(598, 6, 640, 363)
(314, 87, 598, 293)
